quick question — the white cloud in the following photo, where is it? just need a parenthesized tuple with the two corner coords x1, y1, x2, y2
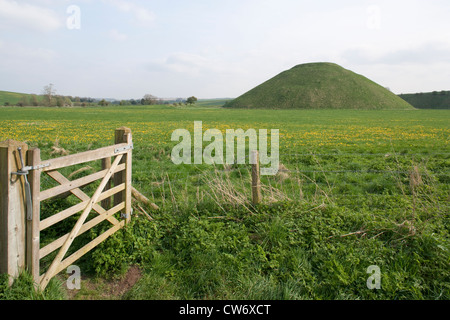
(105, 0, 155, 27)
(109, 29, 128, 42)
(147, 52, 243, 78)
(0, 0, 62, 32)
(165, 53, 216, 75)
(341, 42, 450, 66)
(0, 40, 58, 64)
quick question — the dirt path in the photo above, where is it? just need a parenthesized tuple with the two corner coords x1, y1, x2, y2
(64, 265, 142, 300)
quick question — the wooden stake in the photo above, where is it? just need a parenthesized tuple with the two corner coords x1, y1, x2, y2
(132, 186, 159, 211)
(251, 150, 262, 205)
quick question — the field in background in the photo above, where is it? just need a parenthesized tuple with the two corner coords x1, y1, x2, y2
(0, 105, 449, 300)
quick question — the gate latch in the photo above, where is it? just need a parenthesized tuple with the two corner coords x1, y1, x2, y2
(11, 148, 33, 221)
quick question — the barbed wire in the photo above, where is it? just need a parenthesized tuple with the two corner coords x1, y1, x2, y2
(136, 167, 450, 177)
(278, 152, 450, 157)
(139, 170, 450, 186)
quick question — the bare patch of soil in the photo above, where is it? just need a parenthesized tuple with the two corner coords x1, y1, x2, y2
(63, 265, 142, 300)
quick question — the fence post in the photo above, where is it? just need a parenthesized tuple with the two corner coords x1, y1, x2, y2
(114, 127, 132, 224)
(0, 140, 28, 285)
(251, 150, 262, 205)
(26, 148, 41, 287)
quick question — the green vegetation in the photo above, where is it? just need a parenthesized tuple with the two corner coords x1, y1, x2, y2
(103, 196, 450, 300)
(399, 91, 450, 109)
(224, 63, 414, 110)
(0, 90, 39, 106)
(0, 89, 203, 108)
(0, 105, 448, 300)
(0, 272, 64, 300)
(186, 96, 198, 105)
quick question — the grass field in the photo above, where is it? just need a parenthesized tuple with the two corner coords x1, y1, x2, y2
(0, 105, 449, 300)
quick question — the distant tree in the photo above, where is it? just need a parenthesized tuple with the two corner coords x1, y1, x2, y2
(73, 97, 81, 106)
(64, 97, 73, 107)
(98, 99, 109, 106)
(17, 95, 29, 107)
(56, 96, 64, 107)
(42, 83, 56, 106)
(142, 94, 158, 105)
(186, 96, 198, 105)
(31, 94, 39, 106)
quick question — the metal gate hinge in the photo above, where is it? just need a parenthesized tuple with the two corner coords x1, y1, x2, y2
(121, 208, 133, 219)
(28, 163, 50, 171)
(115, 144, 133, 154)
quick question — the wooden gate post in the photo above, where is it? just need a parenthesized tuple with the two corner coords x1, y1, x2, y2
(0, 140, 28, 285)
(251, 150, 262, 205)
(114, 127, 132, 224)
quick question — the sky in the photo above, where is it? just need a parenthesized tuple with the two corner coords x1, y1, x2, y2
(1, 0, 450, 100)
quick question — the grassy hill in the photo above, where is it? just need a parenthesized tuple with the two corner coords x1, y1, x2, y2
(0, 90, 34, 106)
(399, 91, 450, 109)
(223, 62, 415, 110)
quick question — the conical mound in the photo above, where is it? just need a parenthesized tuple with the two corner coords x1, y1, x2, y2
(224, 62, 414, 110)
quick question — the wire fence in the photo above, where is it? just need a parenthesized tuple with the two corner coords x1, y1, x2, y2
(129, 150, 449, 206)
(39, 149, 448, 207)
(135, 150, 450, 181)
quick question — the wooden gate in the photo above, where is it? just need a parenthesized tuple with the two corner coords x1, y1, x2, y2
(1, 127, 133, 291)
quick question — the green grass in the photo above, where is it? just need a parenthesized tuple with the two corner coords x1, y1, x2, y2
(0, 271, 65, 300)
(112, 198, 450, 300)
(0, 106, 448, 300)
(0, 90, 46, 107)
(0, 90, 31, 106)
(224, 63, 415, 110)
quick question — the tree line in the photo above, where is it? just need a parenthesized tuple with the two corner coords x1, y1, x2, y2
(3, 84, 198, 107)
(398, 90, 450, 109)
